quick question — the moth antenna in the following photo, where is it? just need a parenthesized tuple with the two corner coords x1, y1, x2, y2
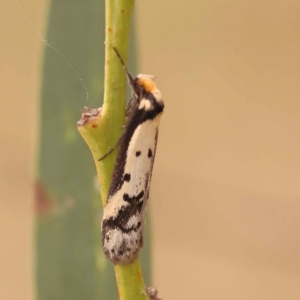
(113, 47, 136, 94)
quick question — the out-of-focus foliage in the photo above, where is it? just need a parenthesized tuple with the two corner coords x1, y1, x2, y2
(35, 1, 150, 299)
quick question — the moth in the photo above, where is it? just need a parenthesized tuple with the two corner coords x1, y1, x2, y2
(100, 48, 164, 265)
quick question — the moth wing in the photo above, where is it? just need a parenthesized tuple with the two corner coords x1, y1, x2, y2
(102, 115, 161, 264)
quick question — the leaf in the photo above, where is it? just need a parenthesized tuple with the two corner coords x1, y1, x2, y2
(35, 1, 150, 299)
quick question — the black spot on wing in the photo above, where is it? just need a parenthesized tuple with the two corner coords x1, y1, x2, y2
(148, 149, 153, 158)
(123, 190, 144, 203)
(123, 173, 131, 182)
(123, 194, 130, 202)
(136, 151, 141, 157)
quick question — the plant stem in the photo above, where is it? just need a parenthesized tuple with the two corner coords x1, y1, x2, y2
(78, 0, 150, 299)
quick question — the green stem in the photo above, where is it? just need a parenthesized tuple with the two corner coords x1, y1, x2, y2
(78, 0, 150, 299)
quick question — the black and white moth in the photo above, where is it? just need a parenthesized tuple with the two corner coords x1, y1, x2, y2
(100, 49, 164, 265)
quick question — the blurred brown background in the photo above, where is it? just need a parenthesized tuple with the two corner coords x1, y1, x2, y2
(1, 0, 300, 299)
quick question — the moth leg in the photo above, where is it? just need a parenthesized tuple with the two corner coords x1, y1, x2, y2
(98, 137, 122, 161)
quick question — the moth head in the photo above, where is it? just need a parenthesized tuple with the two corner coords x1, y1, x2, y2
(135, 74, 163, 103)
(136, 74, 156, 93)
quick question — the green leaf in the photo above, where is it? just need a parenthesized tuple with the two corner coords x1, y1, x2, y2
(35, 1, 150, 299)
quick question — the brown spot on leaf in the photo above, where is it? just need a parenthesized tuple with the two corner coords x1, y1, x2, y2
(92, 124, 97, 128)
(35, 180, 52, 216)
